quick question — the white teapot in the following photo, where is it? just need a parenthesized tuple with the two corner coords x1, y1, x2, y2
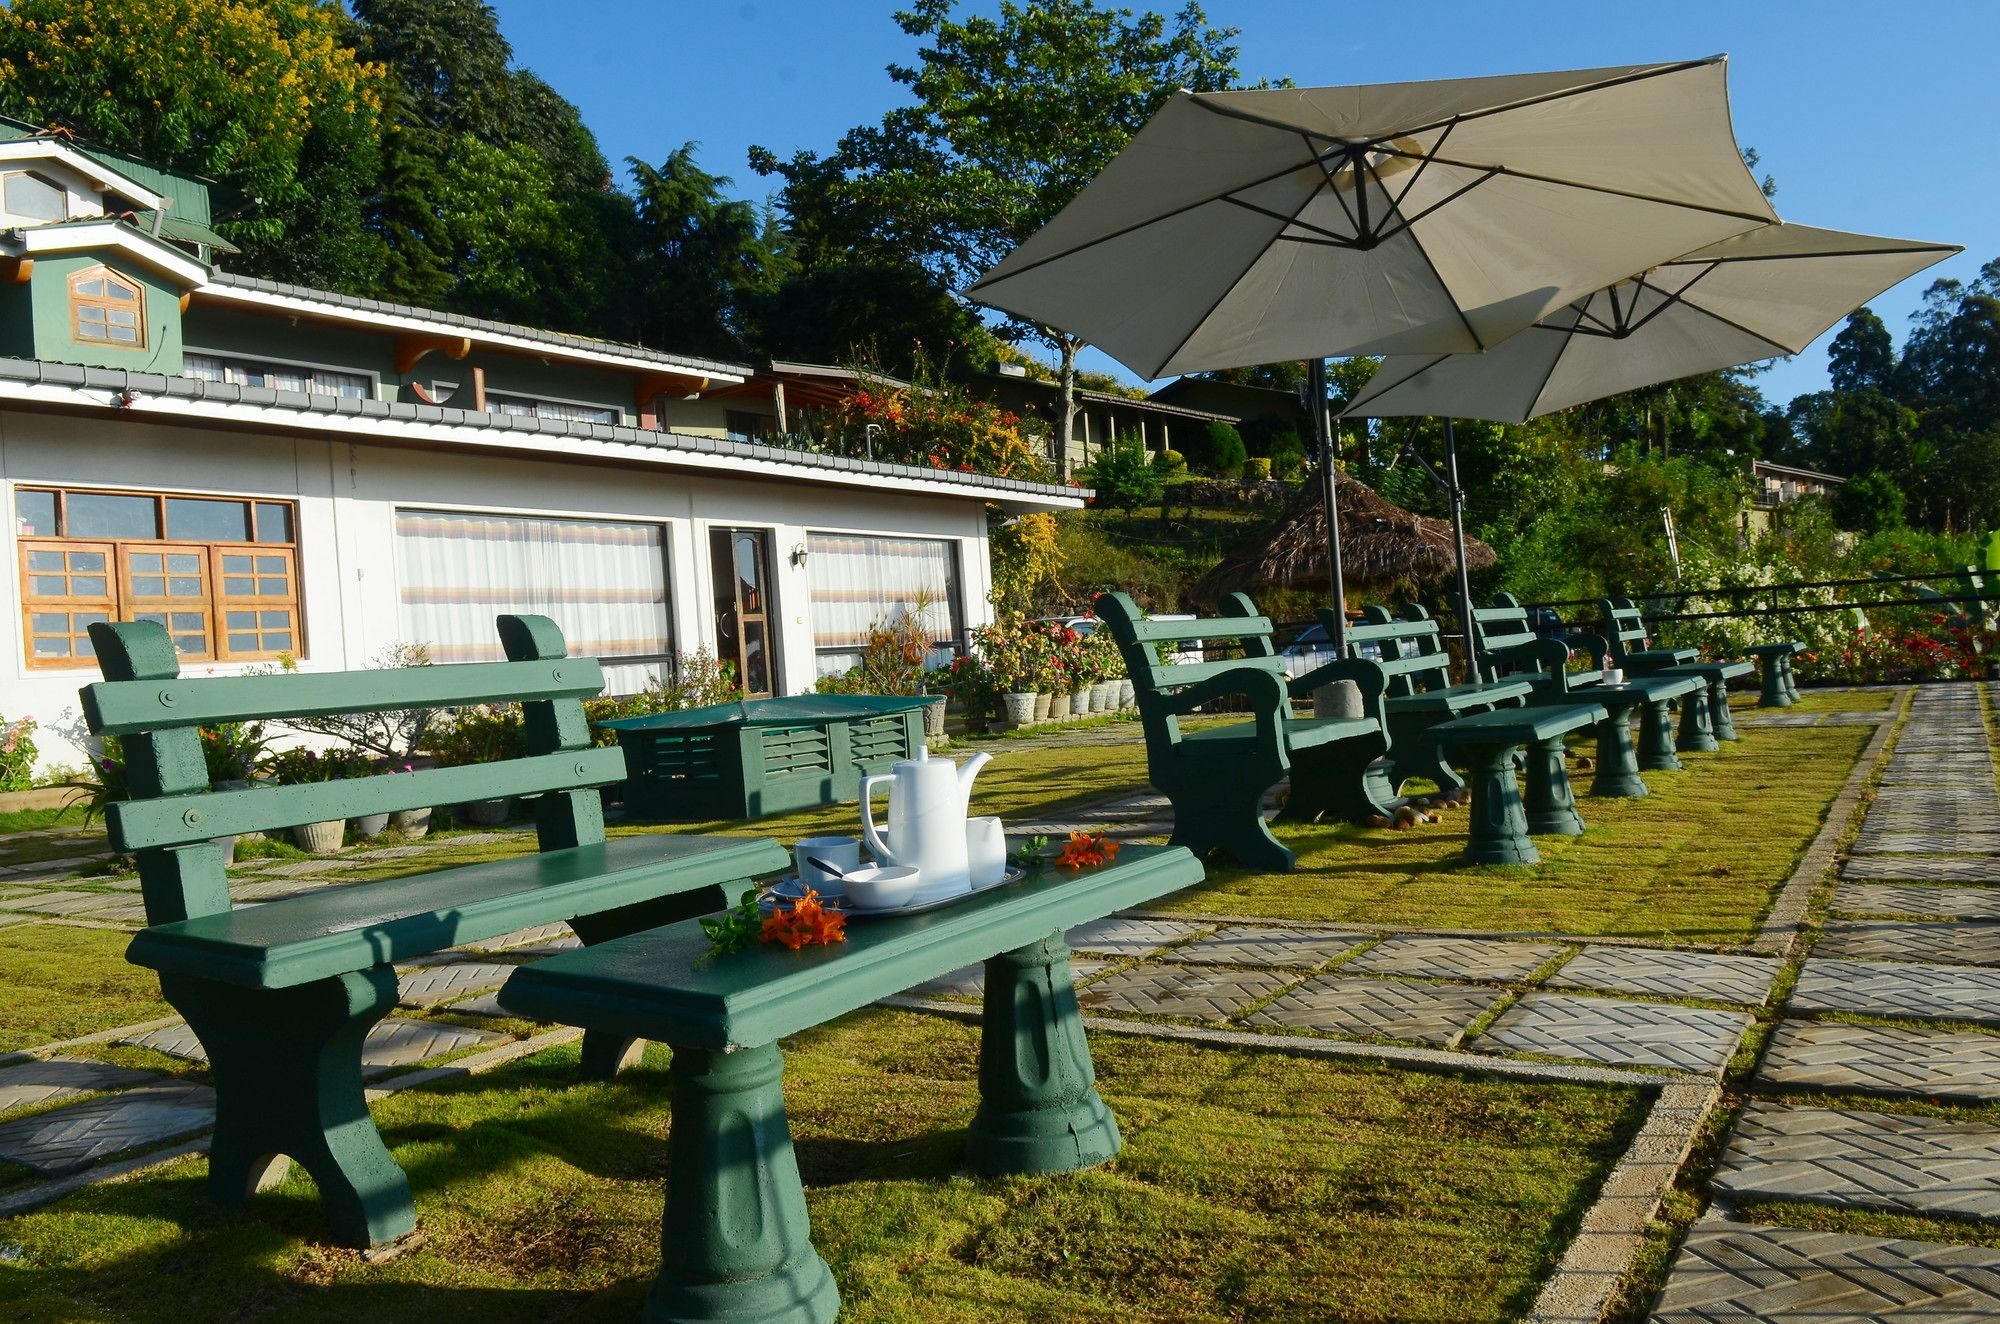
(860, 748, 992, 902)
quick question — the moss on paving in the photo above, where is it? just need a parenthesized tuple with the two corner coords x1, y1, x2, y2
(0, 924, 171, 1052)
(0, 1010, 1643, 1323)
(1155, 721, 1872, 943)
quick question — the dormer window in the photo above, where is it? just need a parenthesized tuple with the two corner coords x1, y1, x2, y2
(3, 170, 67, 222)
(70, 266, 145, 348)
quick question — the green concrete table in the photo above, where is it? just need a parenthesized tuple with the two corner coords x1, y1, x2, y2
(497, 843, 1205, 1324)
(1745, 642, 1806, 707)
(600, 694, 932, 821)
(1428, 704, 1606, 865)
(1583, 676, 1705, 797)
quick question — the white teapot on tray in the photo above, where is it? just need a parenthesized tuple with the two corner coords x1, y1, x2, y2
(860, 748, 992, 903)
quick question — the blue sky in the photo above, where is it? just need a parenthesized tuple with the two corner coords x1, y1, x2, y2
(488, 0, 1996, 409)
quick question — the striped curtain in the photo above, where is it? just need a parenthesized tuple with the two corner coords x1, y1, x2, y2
(806, 533, 959, 678)
(394, 509, 671, 668)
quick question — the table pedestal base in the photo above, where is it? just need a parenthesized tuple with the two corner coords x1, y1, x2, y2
(1591, 709, 1649, 798)
(1676, 688, 1719, 753)
(1639, 701, 1683, 772)
(1461, 742, 1539, 865)
(1524, 735, 1586, 835)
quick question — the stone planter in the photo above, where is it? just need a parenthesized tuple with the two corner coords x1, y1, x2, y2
(1091, 680, 1118, 713)
(459, 797, 512, 826)
(390, 807, 432, 838)
(921, 696, 947, 739)
(1003, 692, 1038, 726)
(349, 812, 391, 838)
(1047, 691, 1071, 720)
(293, 819, 345, 854)
(1032, 692, 1054, 722)
(211, 835, 238, 866)
(1118, 679, 1136, 708)
(1069, 689, 1092, 717)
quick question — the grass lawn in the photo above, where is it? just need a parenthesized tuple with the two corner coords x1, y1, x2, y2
(1152, 719, 1874, 943)
(0, 924, 172, 1052)
(0, 1011, 1644, 1324)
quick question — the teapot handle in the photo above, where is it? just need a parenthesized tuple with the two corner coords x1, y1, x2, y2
(859, 773, 897, 865)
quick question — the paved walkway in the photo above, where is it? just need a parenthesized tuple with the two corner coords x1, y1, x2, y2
(1650, 682, 2000, 1321)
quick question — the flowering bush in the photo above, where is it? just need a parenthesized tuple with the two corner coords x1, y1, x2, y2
(0, 715, 35, 793)
(423, 706, 526, 768)
(583, 649, 745, 744)
(818, 353, 1052, 480)
(198, 723, 268, 784)
(265, 745, 372, 786)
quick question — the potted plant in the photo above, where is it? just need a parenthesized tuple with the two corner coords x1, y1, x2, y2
(427, 705, 527, 824)
(198, 722, 268, 861)
(265, 746, 363, 853)
(1083, 625, 1121, 713)
(348, 761, 393, 840)
(975, 620, 1038, 727)
(383, 762, 432, 837)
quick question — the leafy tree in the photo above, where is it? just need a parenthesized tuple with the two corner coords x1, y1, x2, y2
(754, 0, 1242, 476)
(0, 0, 387, 288)
(1082, 436, 1162, 511)
(1267, 430, 1306, 480)
(1202, 420, 1246, 476)
(624, 145, 787, 358)
(1832, 469, 1907, 534)
(1827, 308, 1895, 393)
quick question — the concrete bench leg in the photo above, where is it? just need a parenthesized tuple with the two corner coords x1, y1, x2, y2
(1782, 657, 1801, 703)
(1523, 735, 1586, 835)
(1458, 741, 1538, 866)
(1675, 688, 1719, 753)
(164, 967, 415, 1250)
(968, 933, 1121, 1177)
(1591, 711, 1648, 798)
(1167, 775, 1294, 872)
(1757, 657, 1792, 708)
(1709, 678, 1739, 742)
(647, 1042, 839, 1324)
(1638, 701, 1683, 772)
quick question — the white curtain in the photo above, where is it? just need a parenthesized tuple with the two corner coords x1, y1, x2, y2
(806, 533, 959, 677)
(395, 509, 671, 668)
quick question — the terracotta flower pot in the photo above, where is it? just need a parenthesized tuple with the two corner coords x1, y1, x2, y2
(1047, 691, 1071, 719)
(293, 819, 345, 854)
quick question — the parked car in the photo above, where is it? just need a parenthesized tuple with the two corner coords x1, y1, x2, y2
(1037, 612, 1202, 666)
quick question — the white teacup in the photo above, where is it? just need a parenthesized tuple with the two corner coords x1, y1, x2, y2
(966, 816, 1007, 888)
(794, 835, 860, 896)
(1603, 667, 1625, 687)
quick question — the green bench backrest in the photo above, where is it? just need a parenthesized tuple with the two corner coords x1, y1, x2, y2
(1094, 591, 1292, 745)
(1331, 604, 1452, 696)
(1595, 597, 1654, 663)
(1468, 593, 1541, 681)
(80, 614, 617, 926)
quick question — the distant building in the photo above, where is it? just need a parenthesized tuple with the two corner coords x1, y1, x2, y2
(0, 130, 1077, 771)
(1752, 459, 1847, 507)
(1146, 377, 1318, 445)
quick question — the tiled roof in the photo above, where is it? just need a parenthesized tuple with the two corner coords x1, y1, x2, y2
(205, 271, 753, 380)
(0, 356, 1084, 503)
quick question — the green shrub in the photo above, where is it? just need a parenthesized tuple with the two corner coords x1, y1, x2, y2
(1268, 431, 1306, 480)
(1243, 457, 1272, 481)
(1203, 420, 1246, 476)
(1082, 437, 1163, 512)
(1152, 447, 1187, 477)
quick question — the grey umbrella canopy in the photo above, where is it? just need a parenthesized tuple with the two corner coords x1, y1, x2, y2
(969, 57, 1778, 379)
(1340, 223, 1962, 422)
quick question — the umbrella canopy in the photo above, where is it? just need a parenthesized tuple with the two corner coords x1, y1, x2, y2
(969, 57, 1778, 379)
(1339, 223, 1962, 421)
(1195, 475, 1494, 603)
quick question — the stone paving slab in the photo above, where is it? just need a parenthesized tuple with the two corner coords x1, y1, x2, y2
(1160, 926, 1370, 970)
(1878, 767, 1997, 787)
(1842, 854, 2000, 883)
(1650, 1221, 2000, 1320)
(1343, 934, 1567, 983)
(1714, 1101, 2000, 1223)
(1836, 883, 2000, 919)
(1475, 993, 1750, 1073)
(0, 1084, 215, 1175)
(1819, 711, 1893, 725)
(0, 1058, 163, 1114)
(1065, 916, 1210, 960)
(122, 1017, 504, 1076)
(1814, 919, 2000, 965)
(1241, 976, 1503, 1047)
(905, 958, 1108, 999)
(0, 890, 113, 913)
(476, 922, 573, 951)
(1077, 964, 1294, 1022)
(1793, 957, 2000, 1027)
(1758, 1019, 2000, 1103)
(396, 961, 519, 1007)
(1548, 946, 1780, 1006)
(1849, 831, 2000, 856)
(1738, 712, 1824, 726)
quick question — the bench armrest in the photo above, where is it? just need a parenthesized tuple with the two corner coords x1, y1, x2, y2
(1491, 636, 1573, 678)
(1287, 656, 1388, 726)
(1566, 632, 1610, 668)
(1148, 665, 1288, 750)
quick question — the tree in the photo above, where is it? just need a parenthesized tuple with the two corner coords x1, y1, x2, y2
(1203, 420, 1246, 476)
(1827, 308, 1894, 394)
(754, 0, 1242, 476)
(625, 146, 788, 359)
(1832, 469, 1907, 535)
(0, 0, 387, 289)
(1082, 436, 1162, 511)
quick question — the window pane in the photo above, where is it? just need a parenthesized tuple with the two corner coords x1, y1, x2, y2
(131, 576, 165, 597)
(29, 576, 66, 595)
(255, 503, 293, 543)
(32, 636, 70, 658)
(31, 613, 65, 633)
(227, 611, 255, 629)
(222, 554, 253, 574)
(6, 171, 68, 221)
(77, 612, 108, 627)
(167, 554, 200, 573)
(70, 575, 106, 596)
(168, 577, 202, 596)
(266, 632, 293, 651)
(228, 634, 259, 652)
(256, 555, 285, 574)
(14, 490, 57, 536)
(256, 578, 286, 595)
(165, 498, 249, 541)
(129, 552, 162, 573)
(224, 577, 254, 595)
(806, 534, 961, 678)
(66, 492, 157, 539)
(260, 610, 291, 629)
(183, 353, 226, 384)
(27, 549, 64, 571)
(70, 551, 105, 572)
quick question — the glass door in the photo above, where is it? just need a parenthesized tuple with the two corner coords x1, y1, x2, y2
(709, 527, 777, 697)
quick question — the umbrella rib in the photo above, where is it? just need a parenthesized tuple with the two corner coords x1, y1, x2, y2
(965, 156, 1322, 293)
(1367, 145, 1776, 224)
(1369, 169, 1502, 245)
(1221, 194, 1361, 247)
(1383, 117, 1459, 224)
(1339, 354, 1453, 418)
(1660, 242, 1964, 266)
(1664, 296, 1801, 358)
(1304, 132, 1362, 235)
(1622, 261, 1724, 336)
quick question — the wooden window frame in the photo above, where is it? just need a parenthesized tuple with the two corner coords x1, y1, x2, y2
(69, 265, 146, 351)
(15, 485, 302, 670)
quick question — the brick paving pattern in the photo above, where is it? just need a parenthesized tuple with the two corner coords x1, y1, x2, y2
(1834, 882, 2000, 919)
(1160, 926, 1369, 970)
(1242, 976, 1503, 1047)
(0, 1058, 161, 1113)
(1812, 918, 2000, 965)
(1077, 964, 1294, 1022)
(1757, 1020, 2000, 1104)
(1476, 993, 1750, 1073)
(1650, 1222, 2000, 1321)
(1344, 934, 1566, 983)
(1791, 957, 2000, 1027)
(1548, 945, 1779, 1005)
(1714, 1101, 2000, 1222)
(0, 1084, 215, 1174)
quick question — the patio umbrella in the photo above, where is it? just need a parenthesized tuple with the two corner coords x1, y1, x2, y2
(1338, 223, 1962, 421)
(970, 56, 1777, 647)
(1337, 222, 1958, 674)
(1194, 473, 1495, 604)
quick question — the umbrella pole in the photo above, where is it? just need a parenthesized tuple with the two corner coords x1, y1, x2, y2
(1443, 417, 1482, 681)
(1308, 357, 1348, 652)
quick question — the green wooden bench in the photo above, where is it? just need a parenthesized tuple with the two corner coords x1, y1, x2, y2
(1095, 591, 1390, 871)
(600, 694, 931, 821)
(1597, 597, 1753, 748)
(497, 843, 1205, 1324)
(1329, 604, 1533, 802)
(1469, 594, 1605, 695)
(82, 615, 788, 1250)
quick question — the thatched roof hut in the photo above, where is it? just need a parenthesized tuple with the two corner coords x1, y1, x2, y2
(1194, 473, 1495, 605)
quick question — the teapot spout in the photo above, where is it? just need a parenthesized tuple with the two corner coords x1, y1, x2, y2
(956, 752, 993, 805)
